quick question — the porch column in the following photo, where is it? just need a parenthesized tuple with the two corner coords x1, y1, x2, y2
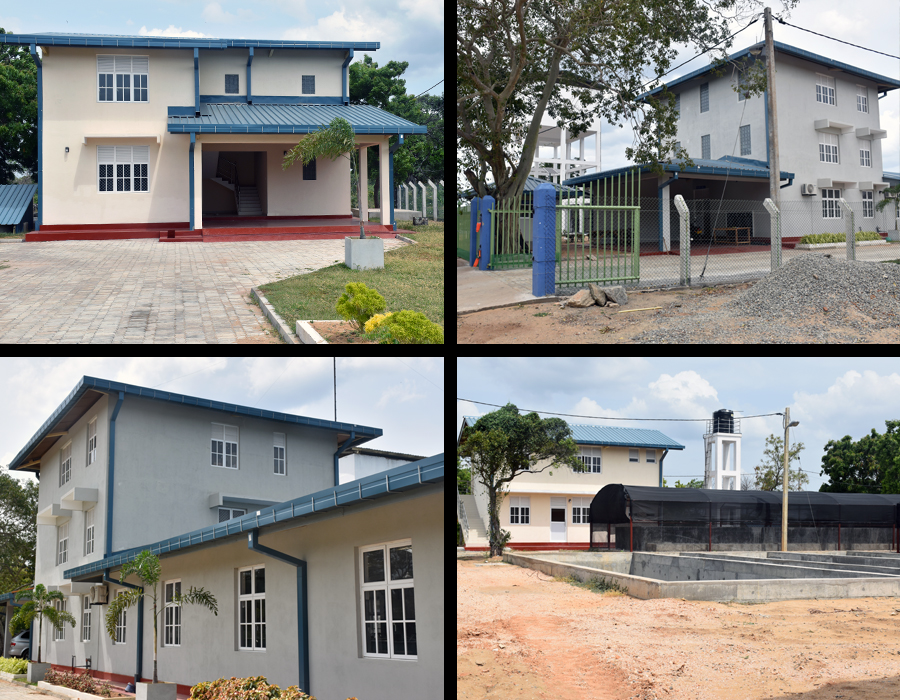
(379, 137, 391, 228)
(358, 144, 368, 222)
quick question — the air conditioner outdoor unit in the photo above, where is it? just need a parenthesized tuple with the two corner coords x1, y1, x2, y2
(801, 184, 817, 196)
(90, 584, 108, 604)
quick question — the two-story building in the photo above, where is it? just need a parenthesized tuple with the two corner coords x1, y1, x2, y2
(457, 417, 684, 550)
(2, 376, 444, 700)
(0, 32, 428, 241)
(563, 41, 900, 251)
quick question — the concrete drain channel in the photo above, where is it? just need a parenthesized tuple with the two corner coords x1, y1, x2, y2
(503, 550, 900, 602)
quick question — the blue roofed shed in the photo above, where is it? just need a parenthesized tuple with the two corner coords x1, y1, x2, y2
(0, 184, 37, 233)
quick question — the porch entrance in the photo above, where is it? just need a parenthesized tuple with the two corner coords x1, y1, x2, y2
(202, 150, 266, 217)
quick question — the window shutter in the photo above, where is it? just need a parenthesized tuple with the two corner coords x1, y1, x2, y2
(98, 55, 115, 73)
(273, 433, 285, 448)
(219, 508, 231, 523)
(132, 146, 149, 164)
(301, 75, 315, 94)
(98, 146, 114, 164)
(224, 425, 238, 443)
(114, 56, 132, 74)
(132, 56, 149, 73)
(212, 424, 224, 440)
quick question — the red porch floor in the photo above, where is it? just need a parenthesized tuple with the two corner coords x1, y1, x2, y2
(26, 216, 399, 243)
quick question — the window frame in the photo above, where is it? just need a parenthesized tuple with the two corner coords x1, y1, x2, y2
(359, 539, 416, 660)
(58, 521, 69, 566)
(816, 73, 836, 106)
(97, 55, 149, 103)
(98, 146, 149, 194)
(54, 599, 67, 641)
(273, 432, 286, 476)
(509, 496, 530, 524)
(822, 188, 843, 219)
(862, 190, 874, 219)
(84, 507, 95, 556)
(163, 580, 182, 647)
(699, 82, 709, 113)
(819, 133, 839, 164)
(701, 134, 711, 160)
(87, 417, 97, 465)
(82, 595, 91, 643)
(739, 124, 751, 156)
(211, 423, 239, 469)
(114, 590, 126, 644)
(237, 565, 266, 651)
(60, 441, 72, 487)
(577, 446, 602, 474)
(857, 85, 869, 113)
(859, 141, 872, 168)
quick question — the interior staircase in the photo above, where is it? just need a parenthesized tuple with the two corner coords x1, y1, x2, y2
(237, 186, 262, 216)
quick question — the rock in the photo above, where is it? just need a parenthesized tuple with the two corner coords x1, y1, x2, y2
(588, 283, 608, 306)
(566, 289, 596, 307)
(599, 285, 628, 305)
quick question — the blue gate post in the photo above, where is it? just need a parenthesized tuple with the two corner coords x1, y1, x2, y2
(479, 195, 495, 270)
(469, 196, 480, 265)
(532, 182, 557, 296)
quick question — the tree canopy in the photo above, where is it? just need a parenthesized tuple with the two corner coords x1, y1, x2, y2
(752, 433, 807, 491)
(0, 466, 38, 594)
(819, 420, 900, 494)
(0, 28, 38, 184)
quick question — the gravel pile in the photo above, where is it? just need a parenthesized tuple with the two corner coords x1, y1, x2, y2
(726, 254, 900, 324)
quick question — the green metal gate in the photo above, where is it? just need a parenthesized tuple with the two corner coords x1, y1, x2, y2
(556, 169, 641, 286)
(457, 205, 472, 259)
(488, 192, 536, 270)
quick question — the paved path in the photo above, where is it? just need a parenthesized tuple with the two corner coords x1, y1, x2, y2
(0, 680, 52, 700)
(0, 238, 408, 343)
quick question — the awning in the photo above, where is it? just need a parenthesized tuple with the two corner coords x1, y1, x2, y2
(167, 103, 427, 135)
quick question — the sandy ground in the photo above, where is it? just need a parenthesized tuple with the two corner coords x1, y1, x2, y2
(457, 558, 900, 700)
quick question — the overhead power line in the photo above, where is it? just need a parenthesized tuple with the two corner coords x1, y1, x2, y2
(457, 398, 782, 422)
(775, 17, 900, 61)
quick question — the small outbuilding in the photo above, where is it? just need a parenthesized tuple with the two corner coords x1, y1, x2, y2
(0, 184, 37, 233)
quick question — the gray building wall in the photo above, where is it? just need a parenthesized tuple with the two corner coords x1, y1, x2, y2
(338, 453, 416, 484)
(37, 487, 443, 700)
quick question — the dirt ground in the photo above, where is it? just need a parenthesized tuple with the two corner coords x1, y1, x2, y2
(457, 558, 900, 700)
(456, 284, 900, 344)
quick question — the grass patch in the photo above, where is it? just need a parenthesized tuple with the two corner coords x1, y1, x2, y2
(258, 221, 443, 331)
(556, 574, 629, 595)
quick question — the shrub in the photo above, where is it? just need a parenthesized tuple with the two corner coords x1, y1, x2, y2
(335, 283, 386, 332)
(189, 676, 360, 700)
(0, 656, 27, 674)
(44, 669, 113, 697)
(799, 231, 883, 244)
(363, 312, 394, 334)
(378, 310, 444, 344)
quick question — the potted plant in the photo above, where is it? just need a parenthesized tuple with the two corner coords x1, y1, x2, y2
(283, 117, 385, 269)
(11, 583, 77, 682)
(105, 551, 218, 700)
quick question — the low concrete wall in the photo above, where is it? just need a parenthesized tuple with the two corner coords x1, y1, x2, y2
(615, 525, 894, 551)
(517, 550, 633, 574)
(765, 552, 900, 573)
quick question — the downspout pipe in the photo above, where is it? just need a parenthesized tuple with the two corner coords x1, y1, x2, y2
(248, 529, 309, 694)
(658, 448, 669, 487)
(341, 50, 353, 105)
(106, 391, 125, 557)
(333, 431, 356, 486)
(29, 44, 42, 231)
(246, 47, 253, 104)
(104, 569, 143, 685)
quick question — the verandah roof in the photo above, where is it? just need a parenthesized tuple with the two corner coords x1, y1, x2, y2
(167, 103, 428, 135)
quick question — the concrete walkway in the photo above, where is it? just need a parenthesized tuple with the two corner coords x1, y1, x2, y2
(0, 238, 408, 343)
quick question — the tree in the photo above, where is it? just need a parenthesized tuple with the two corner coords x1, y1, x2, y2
(676, 478, 704, 489)
(283, 117, 369, 238)
(0, 29, 38, 184)
(105, 550, 218, 683)
(11, 583, 76, 663)
(457, 403, 583, 557)
(753, 434, 806, 491)
(457, 0, 798, 201)
(0, 466, 38, 593)
(820, 421, 900, 494)
(740, 474, 755, 491)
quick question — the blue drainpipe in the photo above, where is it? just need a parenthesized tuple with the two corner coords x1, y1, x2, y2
(248, 529, 309, 694)
(106, 392, 125, 557)
(333, 431, 355, 486)
(29, 44, 42, 231)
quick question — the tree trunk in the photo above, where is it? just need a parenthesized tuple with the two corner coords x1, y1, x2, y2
(152, 597, 158, 682)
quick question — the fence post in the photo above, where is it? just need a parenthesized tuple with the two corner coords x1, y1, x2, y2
(674, 195, 691, 286)
(763, 198, 781, 271)
(839, 197, 856, 261)
(479, 195, 495, 270)
(532, 183, 557, 297)
(469, 197, 480, 265)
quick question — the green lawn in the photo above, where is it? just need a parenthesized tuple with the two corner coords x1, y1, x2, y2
(258, 221, 444, 332)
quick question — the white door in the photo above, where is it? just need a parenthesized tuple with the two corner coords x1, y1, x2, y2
(550, 497, 567, 542)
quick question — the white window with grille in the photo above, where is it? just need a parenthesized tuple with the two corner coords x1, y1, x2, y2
(572, 497, 591, 524)
(60, 442, 72, 487)
(211, 423, 239, 469)
(859, 141, 871, 168)
(82, 595, 91, 642)
(857, 85, 869, 113)
(273, 433, 285, 475)
(87, 417, 97, 465)
(58, 521, 68, 566)
(115, 591, 126, 644)
(822, 188, 842, 219)
(164, 580, 181, 646)
(218, 507, 246, 522)
(97, 55, 148, 102)
(819, 133, 839, 164)
(84, 507, 95, 556)
(862, 190, 874, 218)
(816, 74, 835, 105)
(509, 496, 530, 524)
(54, 599, 67, 641)
(359, 540, 416, 659)
(578, 446, 602, 473)
(98, 146, 149, 193)
(238, 565, 266, 650)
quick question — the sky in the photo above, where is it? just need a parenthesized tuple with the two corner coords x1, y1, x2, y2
(0, 0, 444, 98)
(456, 357, 900, 491)
(0, 357, 443, 483)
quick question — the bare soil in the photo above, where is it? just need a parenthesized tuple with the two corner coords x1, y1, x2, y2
(308, 320, 378, 344)
(457, 558, 900, 700)
(456, 284, 900, 344)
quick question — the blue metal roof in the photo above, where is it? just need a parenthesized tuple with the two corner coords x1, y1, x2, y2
(63, 453, 444, 580)
(638, 40, 900, 102)
(462, 416, 684, 450)
(0, 184, 37, 226)
(0, 32, 378, 51)
(9, 375, 382, 472)
(563, 155, 794, 187)
(167, 103, 428, 135)
(884, 172, 900, 182)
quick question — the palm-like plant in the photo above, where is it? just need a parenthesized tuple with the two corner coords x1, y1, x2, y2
(11, 584, 77, 663)
(105, 550, 218, 684)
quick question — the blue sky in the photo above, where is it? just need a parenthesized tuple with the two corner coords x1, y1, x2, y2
(0, 0, 443, 98)
(457, 357, 900, 491)
(1, 357, 444, 482)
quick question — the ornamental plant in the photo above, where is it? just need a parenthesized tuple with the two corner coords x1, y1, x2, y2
(335, 282, 386, 331)
(0, 656, 28, 674)
(375, 310, 444, 344)
(11, 583, 77, 663)
(105, 550, 218, 684)
(44, 669, 113, 697)
(188, 675, 361, 700)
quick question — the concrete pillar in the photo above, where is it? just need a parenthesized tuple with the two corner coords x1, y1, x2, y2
(532, 183, 557, 296)
(378, 138, 391, 227)
(358, 144, 368, 221)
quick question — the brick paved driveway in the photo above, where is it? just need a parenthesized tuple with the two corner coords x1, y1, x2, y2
(0, 680, 52, 700)
(0, 238, 408, 343)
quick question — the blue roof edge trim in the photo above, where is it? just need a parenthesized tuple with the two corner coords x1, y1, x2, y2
(64, 453, 444, 579)
(0, 33, 378, 50)
(9, 375, 382, 471)
(562, 157, 794, 187)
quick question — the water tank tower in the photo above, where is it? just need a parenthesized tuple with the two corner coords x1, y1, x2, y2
(704, 409, 741, 490)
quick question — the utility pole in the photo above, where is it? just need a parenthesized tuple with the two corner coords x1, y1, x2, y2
(334, 358, 337, 421)
(781, 407, 799, 552)
(764, 6, 781, 207)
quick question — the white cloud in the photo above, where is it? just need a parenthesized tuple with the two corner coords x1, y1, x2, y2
(202, 2, 257, 24)
(138, 25, 210, 38)
(396, 0, 443, 26)
(281, 9, 393, 44)
(648, 370, 719, 418)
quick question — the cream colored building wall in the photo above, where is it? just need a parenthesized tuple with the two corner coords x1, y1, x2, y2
(41, 47, 195, 225)
(198, 49, 345, 98)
